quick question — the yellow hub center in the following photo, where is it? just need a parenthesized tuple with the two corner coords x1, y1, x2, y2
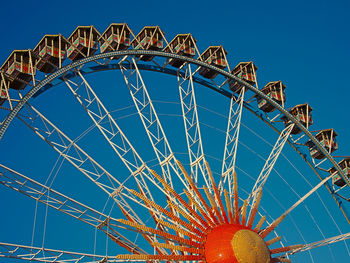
(204, 224, 271, 263)
(231, 229, 270, 263)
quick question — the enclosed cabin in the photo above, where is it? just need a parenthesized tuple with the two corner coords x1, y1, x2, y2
(257, 81, 286, 112)
(0, 50, 36, 90)
(328, 158, 350, 187)
(306, 129, 338, 160)
(131, 26, 164, 61)
(164, 34, 197, 68)
(33, 35, 69, 73)
(281, 103, 313, 134)
(99, 23, 132, 53)
(229, 61, 258, 93)
(0, 80, 7, 106)
(198, 46, 228, 79)
(67, 26, 100, 61)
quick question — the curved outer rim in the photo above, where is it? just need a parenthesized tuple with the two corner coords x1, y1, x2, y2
(1, 49, 349, 189)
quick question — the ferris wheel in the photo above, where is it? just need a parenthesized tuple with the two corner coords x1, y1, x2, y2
(0, 23, 349, 263)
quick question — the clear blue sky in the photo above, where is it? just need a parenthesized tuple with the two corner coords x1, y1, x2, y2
(0, 0, 350, 262)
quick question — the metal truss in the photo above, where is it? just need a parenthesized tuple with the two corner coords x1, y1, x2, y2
(119, 57, 188, 190)
(62, 66, 194, 252)
(0, 46, 349, 259)
(63, 68, 188, 212)
(0, 71, 30, 115)
(248, 123, 295, 208)
(219, 87, 245, 196)
(0, 242, 117, 263)
(177, 64, 211, 192)
(15, 102, 153, 226)
(287, 232, 350, 255)
(0, 49, 348, 193)
(0, 164, 144, 254)
(282, 173, 334, 218)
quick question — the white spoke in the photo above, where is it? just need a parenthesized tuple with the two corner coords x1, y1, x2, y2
(0, 242, 111, 263)
(259, 174, 334, 239)
(0, 164, 145, 254)
(16, 103, 149, 226)
(177, 64, 211, 192)
(0, 242, 151, 262)
(287, 232, 350, 255)
(248, 123, 294, 208)
(119, 57, 188, 191)
(282, 173, 333, 217)
(219, 87, 245, 196)
(64, 69, 184, 210)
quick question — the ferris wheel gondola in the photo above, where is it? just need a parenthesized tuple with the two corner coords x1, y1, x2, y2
(0, 23, 349, 262)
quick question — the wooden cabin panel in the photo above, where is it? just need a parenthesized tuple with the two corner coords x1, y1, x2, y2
(200, 47, 227, 79)
(282, 118, 302, 134)
(202, 48, 227, 68)
(36, 46, 66, 73)
(259, 82, 286, 109)
(68, 27, 99, 60)
(332, 159, 350, 187)
(100, 32, 131, 52)
(240, 72, 256, 83)
(168, 44, 196, 67)
(0, 88, 7, 105)
(132, 27, 164, 51)
(198, 67, 219, 79)
(230, 62, 257, 92)
(228, 80, 243, 93)
(313, 130, 338, 154)
(6, 61, 34, 76)
(173, 43, 195, 56)
(257, 98, 275, 112)
(131, 27, 164, 61)
(202, 50, 211, 60)
(343, 167, 350, 175)
(168, 34, 196, 55)
(135, 36, 163, 50)
(72, 37, 98, 50)
(1, 51, 35, 90)
(39, 46, 65, 59)
(107, 34, 130, 46)
(67, 41, 97, 60)
(339, 159, 350, 169)
(333, 173, 346, 187)
(270, 91, 284, 101)
(307, 130, 338, 160)
(233, 63, 257, 85)
(309, 145, 325, 159)
(206, 55, 227, 67)
(319, 138, 338, 150)
(167, 35, 196, 68)
(213, 57, 227, 67)
(6, 76, 32, 90)
(33, 35, 68, 73)
(295, 112, 312, 124)
(67, 45, 79, 59)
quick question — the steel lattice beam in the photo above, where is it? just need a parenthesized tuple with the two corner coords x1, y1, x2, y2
(219, 88, 245, 196)
(119, 57, 189, 191)
(177, 64, 212, 192)
(287, 232, 350, 255)
(0, 164, 145, 254)
(1, 49, 349, 192)
(63, 69, 187, 214)
(0, 242, 111, 263)
(16, 103, 154, 227)
(248, 123, 294, 208)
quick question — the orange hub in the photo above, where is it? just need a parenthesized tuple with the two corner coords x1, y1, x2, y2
(204, 224, 271, 263)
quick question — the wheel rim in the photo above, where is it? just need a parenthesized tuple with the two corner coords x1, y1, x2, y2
(0, 27, 349, 262)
